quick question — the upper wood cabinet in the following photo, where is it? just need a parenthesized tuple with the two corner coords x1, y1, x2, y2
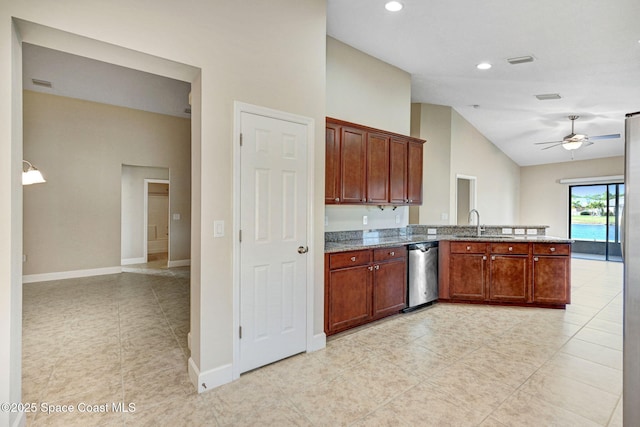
(325, 117, 425, 206)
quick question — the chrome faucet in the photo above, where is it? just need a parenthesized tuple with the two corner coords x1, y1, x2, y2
(468, 209, 482, 236)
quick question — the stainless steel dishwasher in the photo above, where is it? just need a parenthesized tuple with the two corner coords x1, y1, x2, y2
(405, 241, 439, 311)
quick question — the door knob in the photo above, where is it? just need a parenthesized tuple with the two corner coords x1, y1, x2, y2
(297, 246, 308, 254)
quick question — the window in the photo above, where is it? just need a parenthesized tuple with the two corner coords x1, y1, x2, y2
(569, 183, 624, 262)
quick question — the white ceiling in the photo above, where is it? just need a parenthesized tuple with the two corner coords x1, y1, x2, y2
(327, 0, 640, 166)
(22, 2, 640, 166)
(22, 43, 192, 119)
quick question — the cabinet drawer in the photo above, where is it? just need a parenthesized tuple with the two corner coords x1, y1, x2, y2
(491, 242, 529, 255)
(451, 242, 487, 254)
(373, 246, 406, 262)
(533, 243, 571, 256)
(329, 250, 372, 269)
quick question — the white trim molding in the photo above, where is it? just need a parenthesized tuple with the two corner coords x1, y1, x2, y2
(23, 266, 122, 283)
(559, 175, 624, 185)
(167, 259, 190, 268)
(121, 257, 146, 266)
(188, 357, 232, 394)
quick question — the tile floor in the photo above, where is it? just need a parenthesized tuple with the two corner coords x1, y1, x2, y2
(22, 258, 623, 426)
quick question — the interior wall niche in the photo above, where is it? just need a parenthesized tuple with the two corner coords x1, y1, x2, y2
(456, 174, 477, 225)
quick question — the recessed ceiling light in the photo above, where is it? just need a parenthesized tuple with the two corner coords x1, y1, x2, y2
(507, 56, 534, 65)
(385, 1, 403, 12)
(476, 62, 492, 70)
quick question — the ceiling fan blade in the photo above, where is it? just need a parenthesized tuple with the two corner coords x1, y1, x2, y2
(589, 133, 621, 140)
(582, 141, 594, 147)
(534, 140, 564, 145)
(541, 143, 564, 150)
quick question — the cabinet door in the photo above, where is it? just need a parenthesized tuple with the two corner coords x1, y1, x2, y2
(327, 265, 372, 334)
(450, 253, 486, 300)
(366, 132, 390, 203)
(532, 256, 570, 305)
(325, 122, 341, 204)
(489, 255, 528, 302)
(389, 138, 408, 204)
(407, 141, 423, 205)
(372, 258, 407, 319)
(340, 126, 367, 203)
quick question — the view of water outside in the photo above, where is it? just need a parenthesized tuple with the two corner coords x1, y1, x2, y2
(570, 184, 624, 242)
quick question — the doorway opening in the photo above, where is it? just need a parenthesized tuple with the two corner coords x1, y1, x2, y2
(570, 183, 624, 262)
(456, 175, 477, 225)
(146, 179, 170, 267)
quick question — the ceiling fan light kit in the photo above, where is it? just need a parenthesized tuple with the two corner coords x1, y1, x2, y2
(534, 115, 620, 153)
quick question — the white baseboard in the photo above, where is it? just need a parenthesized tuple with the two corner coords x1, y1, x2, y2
(168, 259, 190, 268)
(308, 332, 327, 352)
(11, 411, 26, 427)
(121, 257, 146, 265)
(188, 357, 233, 393)
(23, 266, 122, 283)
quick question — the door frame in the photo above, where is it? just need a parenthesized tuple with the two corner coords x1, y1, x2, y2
(143, 178, 170, 263)
(231, 101, 315, 379)
(455, 174, 477, 225)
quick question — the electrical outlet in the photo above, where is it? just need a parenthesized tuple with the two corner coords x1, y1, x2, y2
(22, 254, 27, 262)
(441, 213, 448, 221)
(362, 215, 368, 225)
(515, 228, 525, 235)
(325, 216, 329, 226)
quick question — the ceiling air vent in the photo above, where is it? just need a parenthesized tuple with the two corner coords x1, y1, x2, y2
(31, 78, 52, 88)
(535, 93, 561, 100)
(507, 56, 534, 65)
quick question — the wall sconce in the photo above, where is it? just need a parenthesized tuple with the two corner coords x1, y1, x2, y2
(22, 160, 46, 185)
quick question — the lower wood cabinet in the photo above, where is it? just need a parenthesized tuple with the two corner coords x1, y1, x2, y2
(325, 246, 407, 335)
(439, 240, 570, 307)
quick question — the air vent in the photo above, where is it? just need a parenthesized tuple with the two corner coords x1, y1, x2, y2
(507, 56, 534, 65)
(184, 108, 192, 114)
(535, 93, 561, 100)
(31, 79, 52, 88)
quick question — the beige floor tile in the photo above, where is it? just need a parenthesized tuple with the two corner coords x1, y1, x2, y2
(372, 340, 452, 381)
(228, 401, 311, 427)
(123, 366, 193, 410)
(574, 326, 623, 351)
(586, 317, 623, 335)
(560, 338, 623, 370)
(350, 405, 412, 427)
(478, 416, 509, 426)
(519, 371, 619, 425)
(538, 352, 623, 395)
(457, 346, 539, 388)
(491, 389, 601, 427)
(123, 394, 218, 427)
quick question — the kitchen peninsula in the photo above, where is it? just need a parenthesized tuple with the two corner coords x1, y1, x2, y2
(324, 225, 572, 335)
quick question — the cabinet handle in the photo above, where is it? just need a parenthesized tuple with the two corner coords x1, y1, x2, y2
(368, 266, 374, 271)
(334, 198, 340, 202)
(409, 199, 413, 203)
(390, 251, 395, 256)
(406, 199, 409, 203)
(361, 198, 365, 202)
(350, 256, 356, 262)
(534, 257, 539, 262)
(550, 247, 556, 252)
(466, 246, 471, 251)
(491, 256, 496, 261)
(374, 264, 380, 270)
(482, 255, 487, 260)
(508, 246, 513, 252)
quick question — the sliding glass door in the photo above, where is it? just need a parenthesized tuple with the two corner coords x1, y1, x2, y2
(569, 183, 624, 261)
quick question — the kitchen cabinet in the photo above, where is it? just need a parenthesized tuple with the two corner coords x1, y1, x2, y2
(325, 117, 425, 206)
(532, 244, 571, 305)
(325, 246, 407, 335)
(488, 243, 529, 303)
(439, 240, 570, 307)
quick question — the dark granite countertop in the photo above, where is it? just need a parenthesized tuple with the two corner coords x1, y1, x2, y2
(324, 234, 573, 253)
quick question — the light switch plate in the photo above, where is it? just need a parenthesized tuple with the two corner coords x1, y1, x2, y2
(514, 228, 525, 235)
(501, 228, 512, 234)
(172, 213, 181, 221)
(363, 216, 368, 225)
(527, 229, 538, 235)
(427, 228, 437, 235)
(395, 214, 400, 224)
(214, 220, 224, 237)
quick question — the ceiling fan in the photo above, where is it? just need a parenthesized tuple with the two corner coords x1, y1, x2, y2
(535, 115, 620, 152)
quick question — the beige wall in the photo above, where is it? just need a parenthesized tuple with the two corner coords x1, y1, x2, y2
(410, 103, 452, 224)
(23, 91, 190, 276)
(520, 156, 624, 237)
(1, 1, 326, 417)
(325, 37, 412, 231)
(411, 104, 520, 226)
(450, 110, 521, 225)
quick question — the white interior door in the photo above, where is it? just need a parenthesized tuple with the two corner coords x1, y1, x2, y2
(239, 111, 308, 373)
